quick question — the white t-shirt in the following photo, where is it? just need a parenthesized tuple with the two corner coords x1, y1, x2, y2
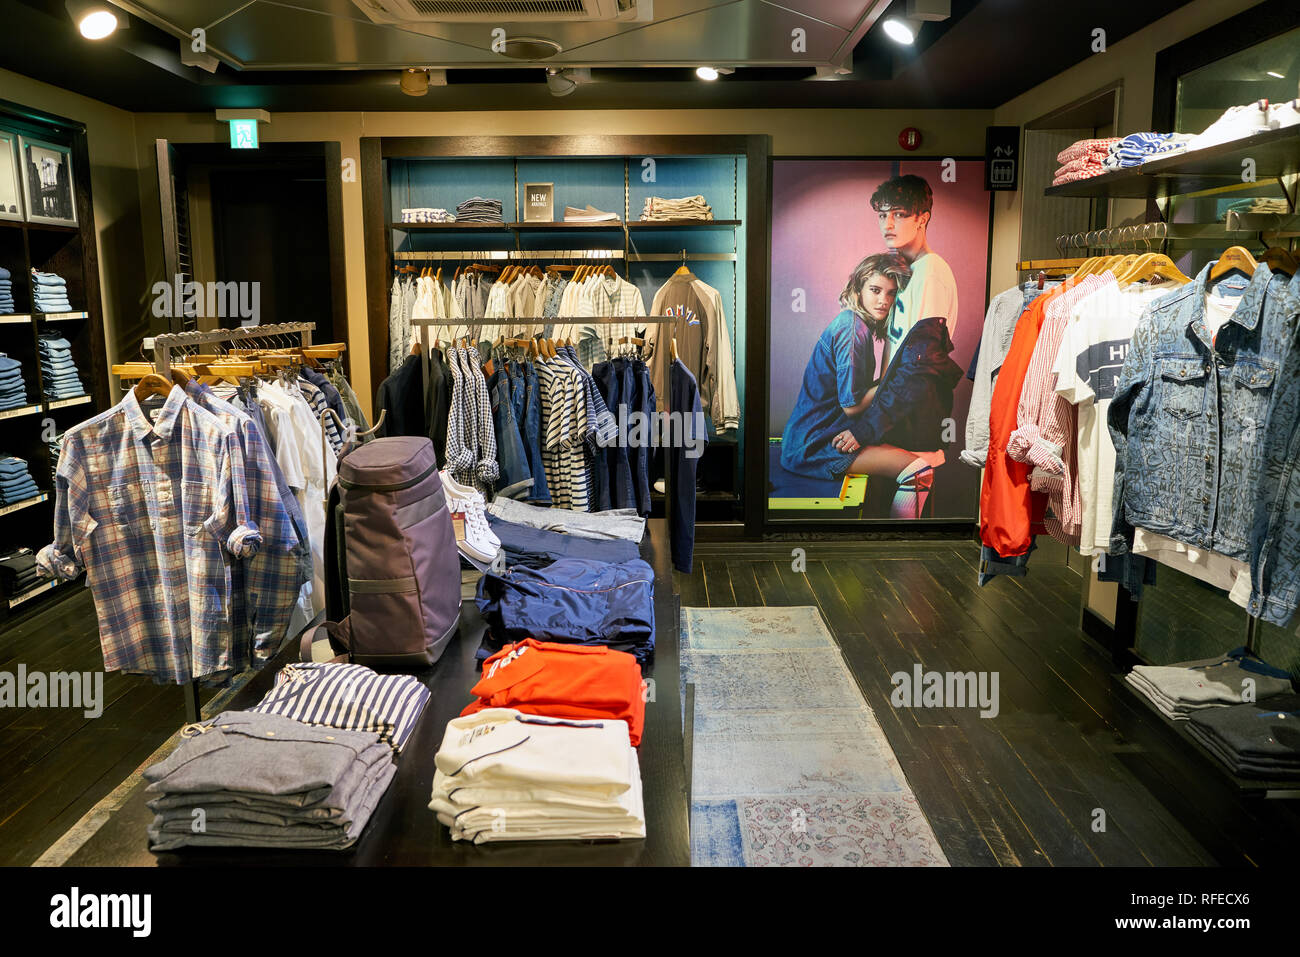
(1132, 528, 1253, 608)
(1052, 281, 1171, 554)
(886, 251, 958, 365)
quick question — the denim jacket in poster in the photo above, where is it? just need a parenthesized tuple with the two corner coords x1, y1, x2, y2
(850, 315, 963, 451)
(1107, 263, 1292, 564)
(1248, 270, 1300, 625)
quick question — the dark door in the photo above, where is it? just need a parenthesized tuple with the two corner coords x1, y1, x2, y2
(155, 138, 196, 333)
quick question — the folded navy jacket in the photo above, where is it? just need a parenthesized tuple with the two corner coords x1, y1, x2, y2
(475, 558, 655, 664)
(487, 514, 640, 569)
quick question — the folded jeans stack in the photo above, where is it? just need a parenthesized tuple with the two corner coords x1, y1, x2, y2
(1124, 649, 1294, 721)
(31, 270, 72, 314)
(429, 709, 645, 844)
(1052, 138, 1119, 185)
(475, 557, 656, 664)
(0, 547, 51, 594)
(143, 711, 397, 851)
(0, 352, 30, 411)
(401, 207, 456, 223)
(0, 265, 13, 315)
(0, 455, 40, 505)
(38, 335, 86, 400)
(639, 195, 713, 222)
(463, 639, 647, 745)
(1186, 694, 1300, 778)
(455, 197, 504, 224)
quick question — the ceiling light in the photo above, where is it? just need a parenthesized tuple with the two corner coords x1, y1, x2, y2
(696, 66, 719, 81)
(1267, 71, 1285, 79)
(66, 0, 119, 39)
(400, 68, 430, 96)
(882, 18, 917, 44)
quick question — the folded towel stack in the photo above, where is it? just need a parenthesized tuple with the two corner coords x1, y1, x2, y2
(640, 194, 713, 222)
(38, 335, 86, 400)
(1052, 138, 1120, 185)
(0, 455, 41, 505)
(0, 352, 30, 411)
(0, 265, 13, 315)
(31, 269, 72, 314)
(455, 197, 505, 224)
(430, 708, 645, 844)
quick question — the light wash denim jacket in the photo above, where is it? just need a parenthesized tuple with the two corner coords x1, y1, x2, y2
(1108, 263, 1291, 566)
(1248, 270, 1300, 625)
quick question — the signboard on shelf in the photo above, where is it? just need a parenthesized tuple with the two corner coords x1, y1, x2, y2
(523, 183, 554, 222)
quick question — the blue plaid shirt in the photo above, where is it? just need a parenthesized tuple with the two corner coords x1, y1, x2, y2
(183, 380, 309, 665)
(38, 386, 262, 685)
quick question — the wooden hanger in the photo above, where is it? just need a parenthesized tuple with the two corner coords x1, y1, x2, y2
(1209, 246, 1258, 281)
(1117, 253, 1191, 287)
(670, 337, 679, 362)
(1261, 245, 1297, 277)
(133, 372, 173, 401)
(435, 266, 443, 284)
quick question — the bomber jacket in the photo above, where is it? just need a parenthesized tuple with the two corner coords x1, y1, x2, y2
(850, 315, 963, 451)
(1108, 263, 1291, 565)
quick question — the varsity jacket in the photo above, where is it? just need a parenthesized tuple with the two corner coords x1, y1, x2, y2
(647, 276, 741, 431)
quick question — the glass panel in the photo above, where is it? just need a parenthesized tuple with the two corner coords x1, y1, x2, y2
(1174, 27, 1300, 135)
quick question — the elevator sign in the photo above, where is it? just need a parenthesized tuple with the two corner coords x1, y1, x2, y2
(985, 126, 1019, 191)
(230, 119, 259, 150)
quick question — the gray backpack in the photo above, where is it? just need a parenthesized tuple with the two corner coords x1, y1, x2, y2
(305, 436, 461, 667)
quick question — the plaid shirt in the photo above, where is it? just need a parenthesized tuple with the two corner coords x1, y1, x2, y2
(184, 380, 309, 664)
(37, 386, 261, 685)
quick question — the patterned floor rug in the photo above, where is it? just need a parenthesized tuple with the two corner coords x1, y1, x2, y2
(682, 605, 948, 867)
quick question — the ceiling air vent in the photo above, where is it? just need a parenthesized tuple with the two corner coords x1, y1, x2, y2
(353, 0, 638, 22)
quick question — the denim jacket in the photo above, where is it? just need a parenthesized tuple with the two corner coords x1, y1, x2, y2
(1108, 263, 1291, 563)
(851, 315, 963, 451)
(1248, 270, 1300, 624)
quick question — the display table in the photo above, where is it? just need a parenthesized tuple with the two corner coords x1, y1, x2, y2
(64, 519, 689, 866)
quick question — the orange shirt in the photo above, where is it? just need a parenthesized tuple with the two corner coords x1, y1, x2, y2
(461, 639, 647, 746)
(979, 281, 1074, 555)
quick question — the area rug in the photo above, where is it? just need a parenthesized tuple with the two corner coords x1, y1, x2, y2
(682, 605, 948, 867)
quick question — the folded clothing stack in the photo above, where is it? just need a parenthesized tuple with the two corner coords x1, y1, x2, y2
(455, 197, 505, 224)
(0, 455, 40, 505)
(1052, 138, 1120, 185)
(1124, 648, 1294, 721)
(429, 708, 645, 844)
(563, 205, 621, 223)
(487, 513, 640, 569)
(401, 207, 456, 223)
(0, 353, 30, 411)
(463, 639, 647, 745)
(0, 266, 13, 315)
(1101, 131, 1194, 169)
(38, 335, 86, 400)
(640, 195, 713, 222)
(144, 711, 397, 852)
(0, 546, 51, 594)
(1187, 694, 1300, 778)
(30, 270, 72, 314)
(1223, 196, 1292, 220)
(475, 557, 656, 664)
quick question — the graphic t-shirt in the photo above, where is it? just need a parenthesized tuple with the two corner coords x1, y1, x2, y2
(1052, 281, 1175, 554)
(887, 251, 958, 367)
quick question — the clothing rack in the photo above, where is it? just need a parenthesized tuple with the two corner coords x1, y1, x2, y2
(134, 322, 317, 725)
(395, 250, 624, 261)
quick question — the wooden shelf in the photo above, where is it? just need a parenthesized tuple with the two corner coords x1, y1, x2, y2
(6, 578, 60, 609)
(23, 222, 79, 233)
(628, 219, 741, 229)
(0, 404, 42, 421)
(507, 221, 624, 229)
(1045, 127, 1300, 200)
(46, 395, 91, 410)
(35, 311, 87, 321)
(390, 222, 509, 230)
(0, 314, 31, 324)
(0, 493, 49, 517)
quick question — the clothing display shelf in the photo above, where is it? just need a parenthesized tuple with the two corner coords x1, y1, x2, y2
(0, 98, 111, 625)
(138, 321, 318, 725)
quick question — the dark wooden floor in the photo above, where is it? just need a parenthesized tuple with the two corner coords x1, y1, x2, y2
(679, 540, 1300, 867)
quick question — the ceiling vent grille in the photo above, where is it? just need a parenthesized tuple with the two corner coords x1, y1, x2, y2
(353, 0, 632, 22)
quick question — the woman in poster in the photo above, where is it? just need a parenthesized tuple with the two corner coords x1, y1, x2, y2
(779, 252, 953, 518)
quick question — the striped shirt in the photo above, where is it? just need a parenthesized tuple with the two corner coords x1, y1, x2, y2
(248, 662, 429, 753)
(37, 386, 261, 685)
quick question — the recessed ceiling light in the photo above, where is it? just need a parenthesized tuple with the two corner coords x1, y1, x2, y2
(1267, 71, 1285, 79)
(696, 66, 719, 81)
(66, 0, 119, 39)
(882, 18, 917, 44)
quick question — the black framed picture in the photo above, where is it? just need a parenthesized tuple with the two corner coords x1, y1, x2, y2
(19, 136, 77, 227)
(0, 130, 23, 222)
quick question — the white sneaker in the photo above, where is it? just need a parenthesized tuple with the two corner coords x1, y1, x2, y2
(1269, 98, 1300, 130)
(440, 470, 501, 549)
(449, 500, 497, 564)
(1186, 99, 1273, 151)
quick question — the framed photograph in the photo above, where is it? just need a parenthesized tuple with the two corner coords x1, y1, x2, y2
(0, 131, 23, 222)
(19, 136, 77, 227)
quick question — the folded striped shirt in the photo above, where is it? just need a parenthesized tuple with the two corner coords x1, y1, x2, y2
(247, 662, 430, 753)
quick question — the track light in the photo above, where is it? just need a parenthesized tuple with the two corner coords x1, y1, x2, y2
(545, 67, 590, 97)
(882, 18, 917, 44)
(696, 66, 718, 81)
(400, 68, 430, 96)
(66, 0, 120, 39)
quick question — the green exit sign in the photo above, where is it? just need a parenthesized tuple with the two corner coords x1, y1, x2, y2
(229, 119, 259, 149)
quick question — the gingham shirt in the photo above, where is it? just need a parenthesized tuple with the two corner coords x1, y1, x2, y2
(247, 662, 429, 754)
(184, 381, 308, 664)
(37, 386, 261, 685)
(465, 345, 499, 494)
(444, 346, 476, 487)
(577, 276, 646, 367)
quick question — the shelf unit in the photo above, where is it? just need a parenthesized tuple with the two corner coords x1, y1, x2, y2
(366, 137, 767, 526)
(0, 99, 109, 620)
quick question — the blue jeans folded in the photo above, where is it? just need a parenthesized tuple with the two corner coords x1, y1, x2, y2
(978, 541, 1038, 586)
